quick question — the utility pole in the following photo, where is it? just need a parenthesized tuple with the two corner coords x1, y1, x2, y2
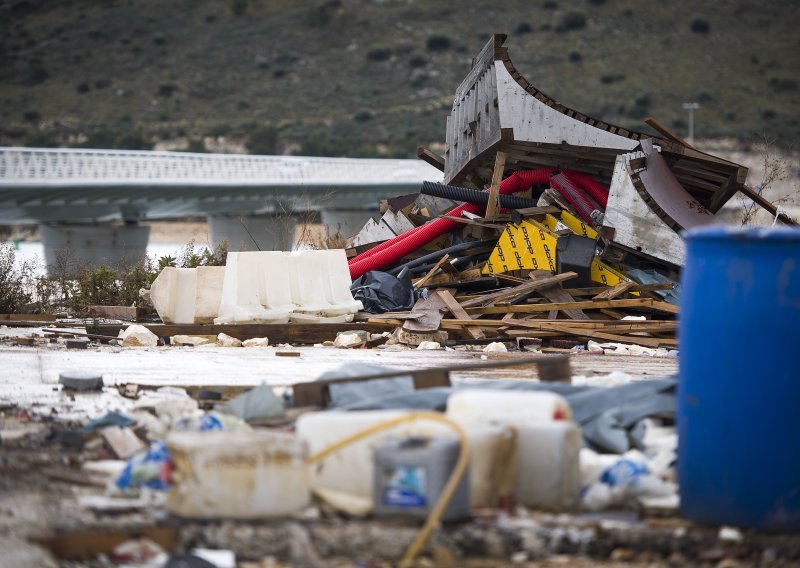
(682, 102, 700, 145)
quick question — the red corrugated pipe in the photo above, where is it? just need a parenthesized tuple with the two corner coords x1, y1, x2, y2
(563, 170, 609, 208)
(348, 168, 553, 279)
(550, 171, 598, 224)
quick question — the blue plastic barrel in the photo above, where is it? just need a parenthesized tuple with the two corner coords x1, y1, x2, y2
(679, 225, 800, 531)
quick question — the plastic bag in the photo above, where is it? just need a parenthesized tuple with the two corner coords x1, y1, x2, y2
(116, 441, 172, 491)
(350, 270, 415, 313)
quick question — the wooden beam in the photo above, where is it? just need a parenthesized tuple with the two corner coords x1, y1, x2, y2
(737, 184, 797, 226)
(459, 272, 577, 308)
(413, 254, 451, 289)
(465, 298, 677, 315)
(644, 116, 694, 149)
(592, 281, 634, 300)
(417, 147, 446, 172)
(484, 151, 507, 220)
(91, 323, 395, 344)
(436, 290, 485, 340)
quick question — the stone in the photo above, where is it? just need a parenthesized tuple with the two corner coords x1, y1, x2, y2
(243, 337, 270, 347)
(217, 333, 243, 347)
(333, 330, 369, 348)
(396, 328, 448, 346)
(416, 341, 443, 350)
(172, 335, 215, 346)
(119, 324, 159, 347)
(483, 342, 508, 353)
(59, 370, 104, 391)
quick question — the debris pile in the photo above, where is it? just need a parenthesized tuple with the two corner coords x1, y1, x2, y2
(341, 34, 795, 353)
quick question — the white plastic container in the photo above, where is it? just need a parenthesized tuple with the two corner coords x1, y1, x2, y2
(149, 266, 225, 324)
(446, 389, 572, 422)
(513, 420, 582, 510)
(296, 410, 516, 515)
(446, 390, 581, 511)
(165, 430, 309, 518)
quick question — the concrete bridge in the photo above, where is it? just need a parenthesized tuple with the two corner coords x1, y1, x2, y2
(0, 147, 442, 268)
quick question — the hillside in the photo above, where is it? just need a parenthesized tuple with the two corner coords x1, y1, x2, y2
(1, 0, 798, 157)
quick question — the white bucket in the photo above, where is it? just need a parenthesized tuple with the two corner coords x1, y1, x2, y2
(166, 430, 310, 518)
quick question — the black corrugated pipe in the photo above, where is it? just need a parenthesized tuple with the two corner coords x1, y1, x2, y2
(405, 251, 494, 276)
(387, 238, 497, 276)
(420, 181, 540, 210)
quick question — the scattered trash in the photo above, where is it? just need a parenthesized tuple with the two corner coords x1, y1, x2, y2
(59, 370, 104, 391)
(219, 383, 285, 422)
(116, 441, 172, 492)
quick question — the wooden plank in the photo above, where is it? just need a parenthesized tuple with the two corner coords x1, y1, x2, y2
(92, 323, 394, 344)
(436, 290, 485, 340)
(443, 319, 677, 331)
(465, 297, 669, 315)
(736, 184, 797, 226)
(413, 254, 450, 289)
(565, 283, 674, 297)
(644, 116, 694, 149)
(459, 272, 577, 308)
(592, 281, 634, 300)
(87, 305, 143, 321)
(417, 147, 446, 172)
(506, 320, 677, 348)
(485, 151, 507, 220)
(0, 313, 57, 322)
(34, 527, 179, 561)
(531, 272, 589, 320)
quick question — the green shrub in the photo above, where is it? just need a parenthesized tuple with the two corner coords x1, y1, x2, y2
(0, 243, 34, 313)
(426, 35, 451, 51)
(557, 12, 587, 32)
(690, 19, 710, 33)
(246, 126, 278, 155)
(305, 4, 332, 27)
(515, 22, 532, 34)
(408, 54, 427, 68)
(366, 46, 392, 62)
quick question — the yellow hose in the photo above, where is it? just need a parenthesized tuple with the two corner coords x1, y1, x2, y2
(307, 411, 470, 567)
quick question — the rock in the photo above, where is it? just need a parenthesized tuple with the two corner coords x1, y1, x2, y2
(396, 328, 448, 346)
(59, 370, 104, 391)
(172, 335, 215, 346)
(334, 330, 369, 348)
(483, 342, 508, 353)
(242, 337, 270, 347)
(416, 341, 442, 350)
(217, 333, 243, 347)
(119, 324, 159, 347)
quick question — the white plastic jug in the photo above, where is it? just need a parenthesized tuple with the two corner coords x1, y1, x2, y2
(446, 390, 581, 511)
(166, 430, 310, 518)
(296, 410, 516, 514)
(446, 389, 572, 422)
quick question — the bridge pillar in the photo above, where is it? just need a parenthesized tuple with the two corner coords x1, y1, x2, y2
(208, 214, 297, 252)
(320, 209, 377, 240)
(40, 223, 150, 275)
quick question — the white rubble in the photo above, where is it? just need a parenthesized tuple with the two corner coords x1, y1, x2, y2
(119, 325, 159, 347)
(483, 342, 508, 353)
(217, 333, 243, 347)
(242, 337, 270, 347)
